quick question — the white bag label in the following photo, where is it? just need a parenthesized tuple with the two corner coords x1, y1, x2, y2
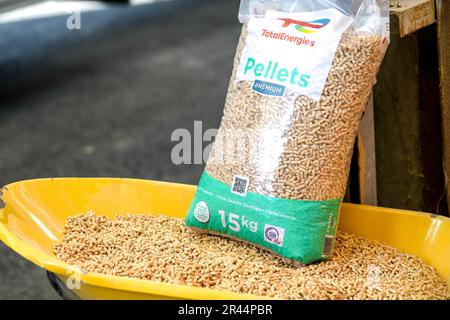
(236, 9, 353, 101)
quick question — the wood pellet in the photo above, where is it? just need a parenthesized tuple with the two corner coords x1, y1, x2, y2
(206, 27, 384, 201)
(54, 213, 449, 300)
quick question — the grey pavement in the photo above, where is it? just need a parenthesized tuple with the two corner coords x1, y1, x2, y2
(0, 0, 241, 299)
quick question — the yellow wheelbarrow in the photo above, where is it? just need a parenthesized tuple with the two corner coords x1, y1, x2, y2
(0, 178, 449, 299)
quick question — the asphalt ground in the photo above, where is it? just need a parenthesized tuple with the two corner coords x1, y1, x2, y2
(0, 0, 241, 299)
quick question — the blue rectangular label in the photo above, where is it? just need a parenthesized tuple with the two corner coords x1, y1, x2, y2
(252, 80, 286, 97)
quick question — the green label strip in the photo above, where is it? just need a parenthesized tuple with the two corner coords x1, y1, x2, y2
(185, 172, 341, 264)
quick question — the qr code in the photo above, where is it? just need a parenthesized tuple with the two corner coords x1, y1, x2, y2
(231, 175, 249, 196)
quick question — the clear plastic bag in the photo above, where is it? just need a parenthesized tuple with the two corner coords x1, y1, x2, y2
(186, 0, 389, 264)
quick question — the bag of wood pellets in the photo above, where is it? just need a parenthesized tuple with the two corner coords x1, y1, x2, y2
(186, 0, 389, 264)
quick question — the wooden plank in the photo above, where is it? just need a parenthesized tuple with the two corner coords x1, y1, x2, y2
(358, 95, 378, 206)
(437, 0, 450, 214)
(373, 23, 424, 211)
(390, 0, 436, 37)
(372, 12, 447, 215)
(355, 0, 435, 206)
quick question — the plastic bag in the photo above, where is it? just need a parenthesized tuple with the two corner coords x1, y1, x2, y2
(185, 0, 389, 264)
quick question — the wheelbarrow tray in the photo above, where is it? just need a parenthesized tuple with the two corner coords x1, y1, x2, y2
(0, 178, 449, 299)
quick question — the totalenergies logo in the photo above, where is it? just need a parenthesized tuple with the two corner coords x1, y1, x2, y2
(278, 18, 331, 34)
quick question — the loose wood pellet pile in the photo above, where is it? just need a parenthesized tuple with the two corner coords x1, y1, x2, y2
(54, 213, 449, 300)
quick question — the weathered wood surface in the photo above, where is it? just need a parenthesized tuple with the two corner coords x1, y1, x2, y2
(437, 0, 450, 214)
(390, 0, 436, 37)
(371, 11, 447, 215)
(356, 1, 437, 207)
(358, 96, 378, 206)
